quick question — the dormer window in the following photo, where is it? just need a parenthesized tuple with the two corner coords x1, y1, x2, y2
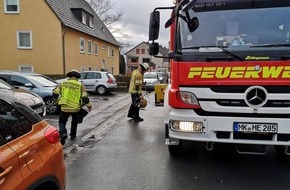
(82, 11, 93, 28)
(82, 13, 86, 24)
(71, 8, 94, 28)
(89, 17, 93, 28)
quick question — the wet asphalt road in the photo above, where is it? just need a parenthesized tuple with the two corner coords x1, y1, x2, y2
(46, 92, 290, 190)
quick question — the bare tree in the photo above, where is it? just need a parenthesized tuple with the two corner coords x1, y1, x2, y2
(87, 0, 132, 50)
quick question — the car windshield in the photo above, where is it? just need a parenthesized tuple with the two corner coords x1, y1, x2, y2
(28, 75, 57, 87)
(0, 79, 11, 89)
(177, 1, 290, 53)
(157, 72, 164, 77)
(144, 73, 157, 79)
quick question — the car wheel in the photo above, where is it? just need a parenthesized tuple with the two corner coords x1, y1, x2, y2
(45, 97, 59, 114)
(96, 85, 107, 95)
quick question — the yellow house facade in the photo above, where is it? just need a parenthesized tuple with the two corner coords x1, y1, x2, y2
(0, 0, 119, 76)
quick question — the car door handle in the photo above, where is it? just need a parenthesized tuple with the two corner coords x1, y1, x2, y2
(0, 166, 13, 179)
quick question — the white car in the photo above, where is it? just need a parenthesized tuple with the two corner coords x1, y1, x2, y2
(143, 72, 159, 91)
(57, 71, 117, 95)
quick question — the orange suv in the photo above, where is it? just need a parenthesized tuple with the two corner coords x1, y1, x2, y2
(0, 88, 66, 190)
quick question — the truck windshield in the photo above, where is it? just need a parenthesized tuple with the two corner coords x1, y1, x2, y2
(177, 2, 290, 54)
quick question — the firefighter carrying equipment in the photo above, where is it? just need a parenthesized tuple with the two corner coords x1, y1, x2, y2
(134, 97, 147, 108)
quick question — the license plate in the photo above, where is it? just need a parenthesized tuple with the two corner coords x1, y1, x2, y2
(233, 122, 278, 133)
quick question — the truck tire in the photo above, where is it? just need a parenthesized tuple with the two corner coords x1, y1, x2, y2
(275, 145, 290, 160)
(165, 124, 183, 157)
(168, 142, 183, 157)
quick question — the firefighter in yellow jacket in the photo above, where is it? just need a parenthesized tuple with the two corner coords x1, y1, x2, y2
(127, 63, 149, 121)
(53, 70, 92, 145)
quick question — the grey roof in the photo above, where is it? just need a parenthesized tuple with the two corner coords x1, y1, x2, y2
(46, 0, 119, 46)
(125, 41, 169, 56)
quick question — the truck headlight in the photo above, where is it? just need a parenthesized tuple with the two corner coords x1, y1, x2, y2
(170, 120, 203, 133)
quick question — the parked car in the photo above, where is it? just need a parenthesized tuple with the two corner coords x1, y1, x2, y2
(143, 72, 159, 91)
(0, 71, 59, 114)
(57, 71, 117, 95)
(156, 72, 168, 84)
(0, 78, 46, 117)
(0, 88, 66, 190)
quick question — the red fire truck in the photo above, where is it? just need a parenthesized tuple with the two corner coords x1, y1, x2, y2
(149, 0, 290, 157)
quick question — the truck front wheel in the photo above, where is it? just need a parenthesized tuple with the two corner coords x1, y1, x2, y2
(275, 145, 290, 160)
(168, 141, 183, 157)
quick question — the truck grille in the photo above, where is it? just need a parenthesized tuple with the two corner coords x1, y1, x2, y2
(210, 86, 290, 93)
(217, 100, 290, 107)
(216, 131, 290, 142)
(190, 85, 290, 118)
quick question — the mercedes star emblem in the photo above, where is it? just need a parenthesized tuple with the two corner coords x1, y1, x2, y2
(245, 86, 267, 108)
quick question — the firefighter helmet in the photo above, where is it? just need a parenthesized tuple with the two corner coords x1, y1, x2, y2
(66, 69, 81, 79)
(140, 63, 149, 72)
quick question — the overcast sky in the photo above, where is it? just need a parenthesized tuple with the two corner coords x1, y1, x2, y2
(110, 0, 172, 53)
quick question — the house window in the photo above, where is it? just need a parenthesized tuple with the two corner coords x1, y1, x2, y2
(4, 0, 19, 13)
(80, 38, 85, 53)
(89, 17, 93, 28)
(80, 67, 85, 72)
(111, 48, 114, 57)
(88, 40, 92, 54)
(17, 31, 32, 49)
(141, 49, 145, 54)
(143, 58, 150, 63)
(88, 66, 92, 71)
(94, 42, 98, 55)
(82, 13, 86, 24)
(19, 65, 33, 72)
(102, 44, 106, 50)
(102, 59, 106, 69)
(131, 57, 138, 62)
(136, 49, 140, 54)
(108, 46, 111, 57)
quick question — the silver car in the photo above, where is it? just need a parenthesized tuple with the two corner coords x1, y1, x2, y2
(56, 71, 117, 95)
(0, 71, 59, 114)
(143, 72, 159, 91)
(0, 78, 46, 117)
(79, 71, 117, 95)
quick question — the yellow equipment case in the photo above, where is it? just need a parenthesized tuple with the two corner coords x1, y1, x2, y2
(154, 84, 168, 106)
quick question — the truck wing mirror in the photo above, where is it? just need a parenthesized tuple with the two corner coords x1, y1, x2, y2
(149, 42, 159, 56)
(188, 17, 199, 33)
(149, 11, 160, 41)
